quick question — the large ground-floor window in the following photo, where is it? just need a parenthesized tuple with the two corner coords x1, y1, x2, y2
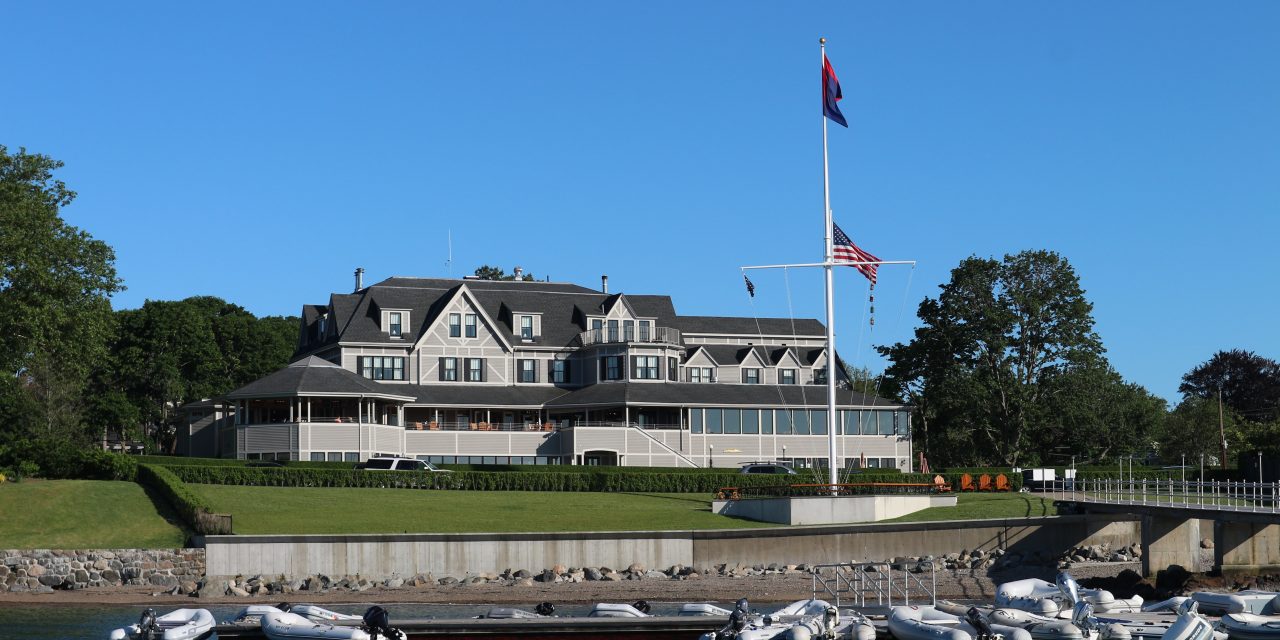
(690, 408, 908, 435)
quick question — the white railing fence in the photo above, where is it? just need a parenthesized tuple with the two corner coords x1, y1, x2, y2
(1049, 477, 1280, 513)
(811, 561, 936, 608)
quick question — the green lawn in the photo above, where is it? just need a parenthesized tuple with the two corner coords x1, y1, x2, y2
(191, 486, 778, 534)
(881, 492, 1057, 523)
(0, 480, 186, 548)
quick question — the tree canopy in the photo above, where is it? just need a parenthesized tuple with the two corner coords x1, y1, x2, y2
(878, 250, 1162, 466)
(0, 146, 123, 443)
(473, 265, 535, 281)
(1178, 349, 1280, 423)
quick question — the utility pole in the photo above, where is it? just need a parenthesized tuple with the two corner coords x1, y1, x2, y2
(1219, 386, 1228, 469)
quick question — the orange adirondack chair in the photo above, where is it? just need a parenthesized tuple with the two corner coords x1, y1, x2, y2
(959, 473, 976, 492)
(978, 474, 993, 491)
(995, 474, 1011, 491)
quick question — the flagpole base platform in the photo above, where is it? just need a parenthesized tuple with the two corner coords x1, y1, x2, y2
(710, 494, 957, 526)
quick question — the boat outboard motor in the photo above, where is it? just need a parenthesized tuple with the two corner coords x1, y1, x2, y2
(1056, 572, 1082, 605)
(137, 608, 159, 639)
(728, 606, 749, 633)
(276, 602, 293, 612)
(535, 602, 555, 616)
(633, 600, 652, 614)
(362, 606, 404, 640)
(1071, 601, 1097, 633)
(1176, 599, 1198, 616)
(966, 607, 1002, 640)
(736, 598, 750, 614)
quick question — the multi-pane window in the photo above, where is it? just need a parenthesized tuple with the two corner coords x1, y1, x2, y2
(550, 360, 568, 384)
(359, 356, 404, 381)
(591, 319, 603, 342)
(465, 358, 485, 382)
(639, 321, 651, 342)
(520, 316, 533, 340)
(780, 369, 796, 384)
(602, 356, 622, 380)
(448, 313, 461, 337)
(742, 368, 761, 384)
(815, 368, 827, 384)
(607, 320, 619, 342)
(668, 357, 678, 381)
(688, 367, 714, 383)
(632, 356, 659, 379)
(624, 320, 635, 341)
(464, 314, 477, 338)
(388, 312, 402, 337)
(518, 359, 537, 383)
(440, 357, 458, 381)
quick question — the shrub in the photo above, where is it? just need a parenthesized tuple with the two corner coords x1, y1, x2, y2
(0, 439, 137, 480)
(136, 464, 231, 535)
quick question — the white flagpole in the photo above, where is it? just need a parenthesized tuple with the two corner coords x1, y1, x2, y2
(821, 37, 839, 488)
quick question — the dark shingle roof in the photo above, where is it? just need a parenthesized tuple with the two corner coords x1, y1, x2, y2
(403, 385, 570, 408)
(227, 356, 416, 400)
(676, 316, 825, 336)
(544, 383, 899, 409)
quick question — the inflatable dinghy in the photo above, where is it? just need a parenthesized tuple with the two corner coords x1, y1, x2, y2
(702, 599, 874, 640)
(261, 606, 405, 640)
(1191, 591, 1280, 616)
(889, 605, 1034, 640)
(108, 608, 215, 640)
(1219, 613, 1280, 640)
(589, 601, 652, 617)
(998, 577, 1143, 617)
(681, 603, 733, 616)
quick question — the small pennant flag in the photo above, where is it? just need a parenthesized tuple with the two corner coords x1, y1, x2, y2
(832, 222, 880, 285)
(743, 274, 756, 298)
(822, 54, 848, 128)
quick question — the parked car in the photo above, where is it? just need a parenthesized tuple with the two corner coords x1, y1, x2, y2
(739, 462, 797, 475)
(358, 456, 453, 473)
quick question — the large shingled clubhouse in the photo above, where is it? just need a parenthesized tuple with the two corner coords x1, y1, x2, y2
(177, 271, 912, 470)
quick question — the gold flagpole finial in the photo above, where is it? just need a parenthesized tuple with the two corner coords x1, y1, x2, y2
(819, 37, 826, 45)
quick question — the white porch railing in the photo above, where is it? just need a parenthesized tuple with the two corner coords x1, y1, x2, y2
(1049, 477, 1280, 513)
(578, 326, 682, 347)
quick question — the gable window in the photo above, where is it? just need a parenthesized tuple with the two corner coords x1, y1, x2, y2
(688, 367, 714, 383)
(520, 315, 533, 340)
(550, 360, 568, 384)
(780, 369, 797, 385)
(359, 356, 405, 381)
(518, 359, 537, 383)
(742, 368, 761, 384)
(814, 368, 827, 384)
(440, 357, 458, 381)
(591, 318, 603, 342)
(449, 313, 461, 337)
(607, 319, 618, 342)
(601, 356, 622, 381)
(388, 312, 402, 337)
(624, 320, 635, 341)
(465, 358, 485, 382)
(631, 355, 659, 380)
(464, 314, 477, 338)
(639, 320, 651, 342)
(668, 357, 678, 381)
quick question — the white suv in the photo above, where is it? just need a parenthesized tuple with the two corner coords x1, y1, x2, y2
(360, 457, 452, 473)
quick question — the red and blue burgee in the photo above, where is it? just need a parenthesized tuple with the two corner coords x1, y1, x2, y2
(822, 54, 848, 128)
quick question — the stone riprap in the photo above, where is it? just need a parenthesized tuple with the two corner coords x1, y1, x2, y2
(0, 549, 204, 594)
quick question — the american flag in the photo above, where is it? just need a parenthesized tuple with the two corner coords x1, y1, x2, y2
(832, 222, 880, 285)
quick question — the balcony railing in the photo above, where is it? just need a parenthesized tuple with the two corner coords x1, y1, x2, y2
(405, 421, 558, 433)
(579, 326, 682, 347)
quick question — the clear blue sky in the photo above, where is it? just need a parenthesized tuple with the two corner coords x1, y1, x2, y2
(5, 2, 1277, 403)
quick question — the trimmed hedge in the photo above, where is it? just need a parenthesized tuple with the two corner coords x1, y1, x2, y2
(1, 440, 138, 481)
(137, 464, 232, 534)
(160, 465, 981, 493)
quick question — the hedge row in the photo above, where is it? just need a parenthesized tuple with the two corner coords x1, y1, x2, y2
(159, 465, 987, 493)
(136, 464, 231, 534)
(1, 440, 138, 481)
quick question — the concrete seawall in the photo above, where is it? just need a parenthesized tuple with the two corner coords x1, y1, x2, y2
(205, 515, 1137, 580)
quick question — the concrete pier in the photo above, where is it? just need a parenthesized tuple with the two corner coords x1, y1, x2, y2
(1140, 515, 1200, 576)
(1216, 521, 1280, 572)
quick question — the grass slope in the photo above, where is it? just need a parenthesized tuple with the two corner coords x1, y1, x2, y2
(881, 492, 1057, 523)
(0, 480, 186, 548)
(192, 486, 777, 534)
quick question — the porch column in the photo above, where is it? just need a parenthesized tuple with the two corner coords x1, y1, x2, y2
(306, 398, 311, 422)
(289, 400, 294, 422)
(624, 406, 630, 427)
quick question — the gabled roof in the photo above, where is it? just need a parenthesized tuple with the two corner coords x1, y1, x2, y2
(544, 382, 900, 409)
(227, 356, 415, 401)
